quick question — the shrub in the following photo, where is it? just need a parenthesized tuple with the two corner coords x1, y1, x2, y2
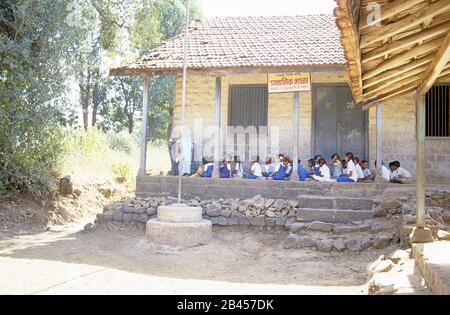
(107, 131, 138, 154)
(111, 163, 132, 183)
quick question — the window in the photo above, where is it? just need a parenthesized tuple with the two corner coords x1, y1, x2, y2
(426, 85, 449, 137)
(228, 85, 268, 128)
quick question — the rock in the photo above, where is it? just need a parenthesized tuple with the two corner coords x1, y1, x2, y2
(284, 216, 296, 227)
(428, 207, 443, 219)
(228, 216, 238, 225)
(368, 256, 394, 274)
(389, 249, 410, 264)
(265, 218, 276, 226)
(73, 188, 82, 197)
(265, 210, 276, 218)
(275, 216, 287, 226)
(251, 215, 266, 226)
(298, 236, 316, 248)
(220, 210, 232, 218)
(345, 235, 373, 252)
(218, 216, 228, 226)
(265, 199, 275, 208)
(112, 211, 123, 222)
(238, 205, 247, 212)
(333, 224, 371, 234)
(316, 239, 333, 252)
(100, 213, 113, 222)
(210, 216, 219, 224)
(59, 176, 73, 196)
(308, 221, 334, 232)
(134, 207, 146, 214)
(84, 223, 94, 231)
(206, 208, 221, 217)
(146, 207, 157, 215)
(374, 207, 387, 217)
(369, 273, 394, 295)
(333, 238, 346, 252)
(373, 285, 395, 295)
(123, 213, 133, 222)
(437, 230, 450, 240)
(380, 200, 401, 211)
(288, 200, 298, 208)
(289, 222, 307, 232)
(237, 215, 250, 225)
(403, 214, 416, 224)
(443, 213, 450, 224)
(283, 234, 300, 249)
(373, 235, 391, 249)
(273, 199, 287, 211)
(137, 214, 149, 223)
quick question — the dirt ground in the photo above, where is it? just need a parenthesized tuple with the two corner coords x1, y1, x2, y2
(0, 213, 430, 295)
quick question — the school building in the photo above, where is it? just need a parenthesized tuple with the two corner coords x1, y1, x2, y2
(111, 14, 450, 186)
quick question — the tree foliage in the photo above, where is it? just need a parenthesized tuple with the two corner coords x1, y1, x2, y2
(0, 0, 202, 196)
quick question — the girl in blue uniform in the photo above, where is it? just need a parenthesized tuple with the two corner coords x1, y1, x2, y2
(269, 154, 286, 180)
(219, 155, 232, 178)
(201, 157, 214, 178)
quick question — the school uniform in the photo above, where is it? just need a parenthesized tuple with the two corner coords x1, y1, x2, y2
(298, 163, 308, 181)
(363, 168, 372, 178)
(381, 165, 390, 181)
(355, 164, 365, 179)
(331, 161, 343, 179)
(337, 160, 358, 182)
(263, 163, 276, 177)
(246, 162, 263, 179)
(219, 162, 232, 178)
(271, 162, 286, 180)
(201, 163, 214, 178)
(285, 164, 293, 179)
(392, 167, 412, 184)
(312, 164, 335, 182)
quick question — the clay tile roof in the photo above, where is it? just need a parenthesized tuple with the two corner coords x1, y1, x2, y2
(111, 15, 346, 75)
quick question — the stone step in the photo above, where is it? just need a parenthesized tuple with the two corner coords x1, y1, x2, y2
(296, 208, 374, 223)
(297, 196, 374, 211)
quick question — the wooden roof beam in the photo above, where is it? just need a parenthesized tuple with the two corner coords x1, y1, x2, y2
(362, 37, 442, 81)
(436, 74, 450, 83)
(363, 65, 428, 98)
(360, 0, 450, 49)
(362, 81, 420, 110)
(360, 0, 426, 31)
(363, 56, 433, 89)
(362, 20, 450, 63)
(418, 32, 450, 95)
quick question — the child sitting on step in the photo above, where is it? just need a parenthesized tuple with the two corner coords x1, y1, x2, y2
(201, 157, 214, 178)
(269, 154, 286, 180)
(389, 160, 412, 184)
(312, 158, 335, 182)
(219, 155, 232, 178)
(245, 156, 263, 180)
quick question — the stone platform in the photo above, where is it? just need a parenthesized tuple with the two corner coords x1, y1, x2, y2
(412, 241, 450, 295)
(136, 175, 389, 199)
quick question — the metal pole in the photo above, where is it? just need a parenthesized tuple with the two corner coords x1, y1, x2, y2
(177, 0, 190, 203)
(376, 103, 382, 174)
(139, 78, 149, 176)
(291, 92, 300, 180)
(212, 77, 222, 178)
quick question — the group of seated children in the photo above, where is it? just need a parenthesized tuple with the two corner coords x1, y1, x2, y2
(196, 152, 412, 184)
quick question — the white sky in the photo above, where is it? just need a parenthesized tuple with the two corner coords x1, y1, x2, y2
(201, 0, 336, 16)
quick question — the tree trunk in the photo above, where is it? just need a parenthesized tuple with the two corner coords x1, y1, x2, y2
(127, 115, 134, 134)
(79, 84, 90, 131)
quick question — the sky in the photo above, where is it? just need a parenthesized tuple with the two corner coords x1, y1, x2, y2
(201, 0, 336, 17)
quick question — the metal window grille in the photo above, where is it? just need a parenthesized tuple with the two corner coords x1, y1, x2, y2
(426, 85, 449, 137)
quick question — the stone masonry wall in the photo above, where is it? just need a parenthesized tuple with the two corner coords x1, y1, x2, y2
(368, 93, 450, 182)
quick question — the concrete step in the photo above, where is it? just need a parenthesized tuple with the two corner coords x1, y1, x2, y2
(297, 196, 374, 211)
(296, 208, 374, 223)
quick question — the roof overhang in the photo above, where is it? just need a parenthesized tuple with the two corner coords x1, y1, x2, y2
(110, 64, 347, 77)
(334, 0, 450, 109)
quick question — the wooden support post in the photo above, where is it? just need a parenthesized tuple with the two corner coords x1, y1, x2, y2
(416, 94, 426, 229)
(376, 103, 382, 174)
(410, 93, 434, 243)
(291, 92, 300, 180)
(212, 77, 222, 178)
(138, 78, 149, 176)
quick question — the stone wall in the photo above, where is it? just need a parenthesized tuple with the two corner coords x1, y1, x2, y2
(136, 176, 387, 200)
(368, 93, 450, 182)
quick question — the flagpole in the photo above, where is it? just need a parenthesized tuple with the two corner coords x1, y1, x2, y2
(177, 0, 190, 203)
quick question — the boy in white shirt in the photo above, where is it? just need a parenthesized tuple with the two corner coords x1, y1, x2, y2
(246, 156, 263, 179)
(337, 152, 359, 182)
(354, 157, 365, 182)
(312, 158, 335, 182)
(389, 161, 412, 184)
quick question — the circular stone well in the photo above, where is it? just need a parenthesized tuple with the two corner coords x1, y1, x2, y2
(146, 203, 212, 247)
